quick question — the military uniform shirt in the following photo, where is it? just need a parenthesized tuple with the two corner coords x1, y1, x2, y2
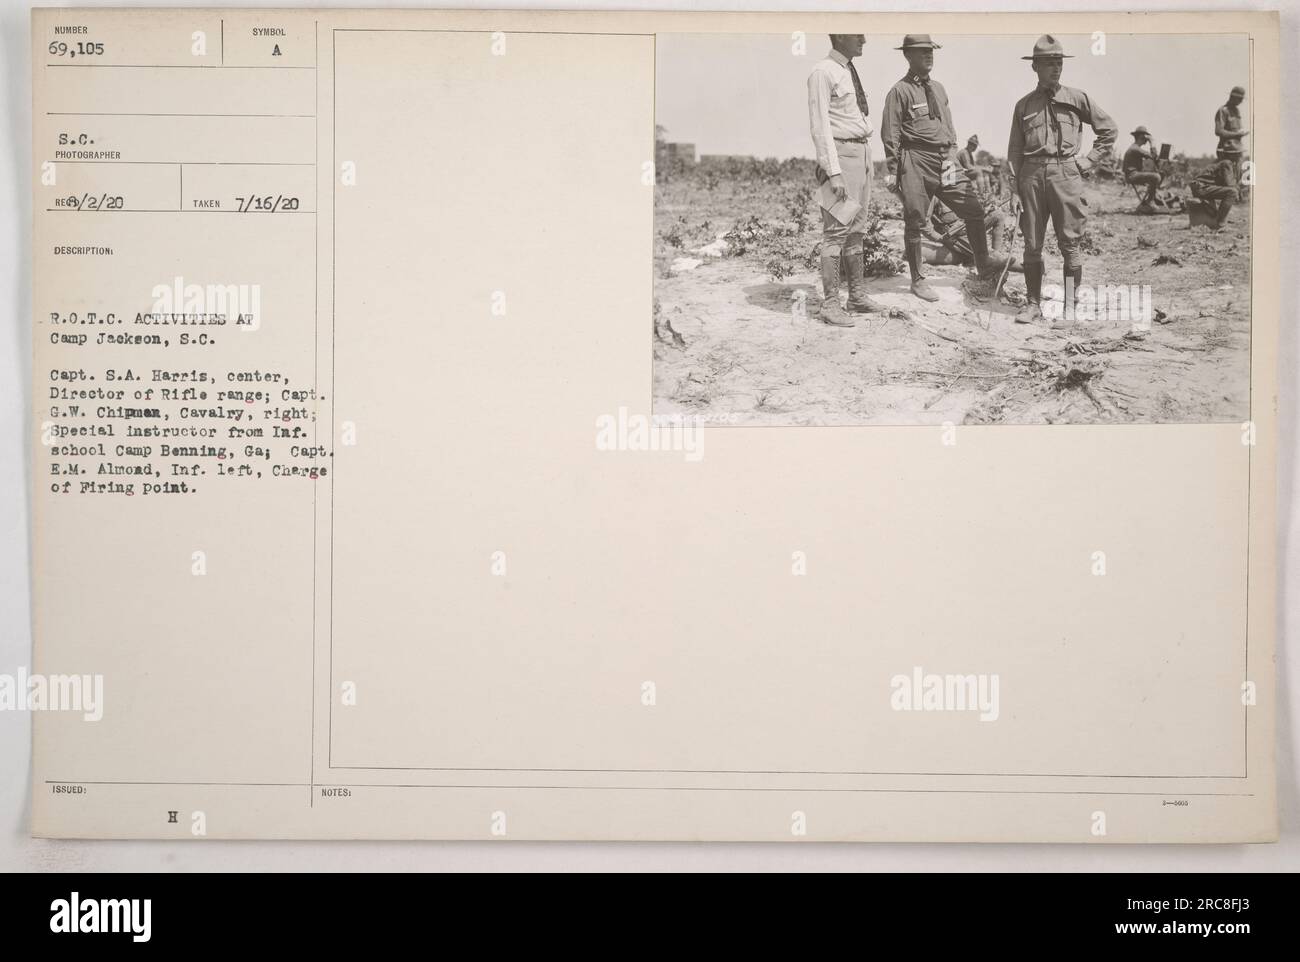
(1194, 159, 1237, 190)
(1122, 143, 1157, 176)
(881, 73, 958, 176)
(1007, 83, 1117, 175)
(1215, 104, 1244, 153)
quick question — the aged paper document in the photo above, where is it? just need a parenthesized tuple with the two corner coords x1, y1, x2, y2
(30, 8, 1278, 841)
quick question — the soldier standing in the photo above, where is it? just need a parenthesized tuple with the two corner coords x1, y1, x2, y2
(1215, 86, 1248, 157)
(882, 35, 1003, 303)
(807, 34, 884, 327)
(1007, 35, 1117, 326)
(1215, 85, 1249, 198)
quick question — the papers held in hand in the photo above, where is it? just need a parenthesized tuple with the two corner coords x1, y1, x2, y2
(818, 182, 861, 226)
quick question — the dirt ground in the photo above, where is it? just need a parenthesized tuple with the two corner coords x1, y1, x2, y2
(652, 165, 1251, 425)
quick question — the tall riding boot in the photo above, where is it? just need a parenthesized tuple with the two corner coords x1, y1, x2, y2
(965, 219, 1004, 280)
(1015, 261, 1043, 324)
(845, 251, 886, 313)
(817, 253, 853, 327)
(988, 213, 1006, 253)
(904, 238, 920, 279)
(1055, 266, 1083, 329)
(907, 239, 939, 302)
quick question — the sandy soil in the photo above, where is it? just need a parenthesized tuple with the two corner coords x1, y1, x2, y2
(653, 172, 1250, 425)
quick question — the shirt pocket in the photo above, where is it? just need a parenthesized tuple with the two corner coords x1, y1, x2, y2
(1020, 109, 1050, 153)
(1052, 104, 1082, 155)
(831, 76, 856, 108)
(906, 100, 943, 139)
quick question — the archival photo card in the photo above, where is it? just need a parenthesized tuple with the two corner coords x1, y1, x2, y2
(653, 32, 1252, 425)
(26, 8, 1277, 843)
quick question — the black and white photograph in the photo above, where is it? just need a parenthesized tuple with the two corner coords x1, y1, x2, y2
(653, 32, 1252, 425)
(4, 0, 1293, 895)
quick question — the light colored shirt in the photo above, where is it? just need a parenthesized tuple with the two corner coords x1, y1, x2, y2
(807, 49, 871, 177)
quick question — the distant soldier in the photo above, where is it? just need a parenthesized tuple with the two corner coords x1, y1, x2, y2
(1215, 85, 1249, 196)
(807, 33, 884, 327)
(1007, 35, 1117, 326)
(985, 159, 1010, 204)
(922, 195, 1016, 270)
(1122, 126, 1162, 212)
(1215, 86, 1248, 157)
(882, 35, 1004, 303)
(956, 135, 979, 172)
(1190, 158, 1237, 230)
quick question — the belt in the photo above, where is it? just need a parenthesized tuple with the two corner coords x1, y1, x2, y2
(1022, 154, 1076, 164)
(899, 140, 953, 153)
(834, 136, 868, 144)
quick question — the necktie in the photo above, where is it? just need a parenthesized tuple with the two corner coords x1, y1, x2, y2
(918, 78, 939, 122)
(848, 60, 869, 119)
(1045, 88, 1062, 154)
